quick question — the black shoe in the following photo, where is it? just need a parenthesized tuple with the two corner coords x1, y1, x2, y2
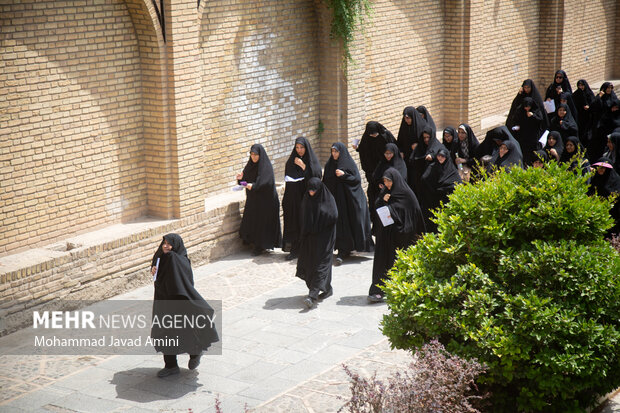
(319, 288, 333, 300)
(334, 257, 343, 266)
(367, 294, 384, 303)
(188, 355, 201, 370)
(251, 247, 264, 256)
(303, 296, 317, 308)
(157, 366, 180, 378)
(285, 253, 298, 261)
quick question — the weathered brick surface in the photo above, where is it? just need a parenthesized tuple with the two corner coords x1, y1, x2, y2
(199, 0, 321, 193)
(0, 0, 146, 255)
(1, 0, 618, 314)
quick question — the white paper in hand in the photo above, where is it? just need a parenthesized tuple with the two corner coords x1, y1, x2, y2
(539, 130, 549, 147)
(153, 257, 160, 281)
(543, 100, 556, 114)
(376, 206, 394, 227)
(285, 175, 305, 183)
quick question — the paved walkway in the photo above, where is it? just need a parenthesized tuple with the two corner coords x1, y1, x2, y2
(1, 249, 618, 413)
(0, 251, 412, 413)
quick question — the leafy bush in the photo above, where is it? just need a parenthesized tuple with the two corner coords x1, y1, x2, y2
(339, 340, 488, 413)
(382, 161, 620, 412)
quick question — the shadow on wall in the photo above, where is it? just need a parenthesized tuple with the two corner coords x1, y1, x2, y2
(0, 0, 151, 250)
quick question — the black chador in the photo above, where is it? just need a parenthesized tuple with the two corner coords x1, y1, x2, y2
(357, 121, 396, 230)
(238, 144, 282, 255)
(409, 125, 447, 204)
(511, 96, 544, 165)
(150, 234, 219, 377)
(573, 79, 596, 145)
(421, 148, 462, 233)
(369, 168, 425, 302)
(493, 140, 523, 171)
(507, 79, 549, 130)
(296, 178, 338, 308)
(323, 142, 373, 263)
(282, 137, 322, 260)
(416, 105, 437, 137)
(588, 157, 620, 237)
(396, 106, 425, 163)
(550, 103, 578, 143)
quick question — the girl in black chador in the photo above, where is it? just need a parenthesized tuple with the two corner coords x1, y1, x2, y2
(396, 106, 425, 163)
(573, 79, 596, 145)
(550, 103, 578, 143)
(421, 148, 462, 233)
(150, 233, 219, 377)
(588, 157, 620, 237)
(511, 96, 544, 165)
(236, 144, 282, 256)
(507, 79, 549, 130)
(296, 178, 338, 308)
(355, 121, 396, 225)
(369, 168, 425, 303)
(323, 142, 373, 265)
(282, 137, 322, 260)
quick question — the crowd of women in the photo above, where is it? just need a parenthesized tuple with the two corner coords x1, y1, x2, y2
(145, 72, 619, 376)
(234, 70, 620, 309)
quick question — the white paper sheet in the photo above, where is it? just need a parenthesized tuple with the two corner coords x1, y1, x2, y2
(153, 257, 160, 281)
(376, 206, 394, 227)
(543, 100, 556, 114)
(539, 130, 549, 147)
(285, 175, 305, 183)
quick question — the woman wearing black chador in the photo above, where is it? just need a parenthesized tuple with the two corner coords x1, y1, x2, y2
(150, 233, 219, 378)
(236, 144, 282, 255)
(296, 178, 338, 308)
(323, 142, 373, 265)
(282, 137, 322, 260)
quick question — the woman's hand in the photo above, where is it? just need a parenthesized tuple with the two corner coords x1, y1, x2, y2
(246, 183, 253, 190)
(151, 266, 157, 276)
(527, 111, 533, 117)
(383, 193, 391, 202)
(425, 154, 432, 161)
(236, 172, 243, 180)
(335, 169, 345, 177)
(294, 157, 306, 170)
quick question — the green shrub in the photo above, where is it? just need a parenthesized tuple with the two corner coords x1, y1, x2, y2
(382, 161, 620, 412)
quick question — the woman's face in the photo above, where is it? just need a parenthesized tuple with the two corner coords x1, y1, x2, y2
(295, 143, 306, 157)
(250, 152, 260, 163)
(162, 239, 173, 254)
(565, 141, 576, 153)
(443, 131, 453, 143)
(331, 148, 340, 160)
(523, 84, 532, 94)
(383, 177, 393, 190)
(532, 160, 544, 168)
(384, 150, 394, 161)
(606, 85, 613, 95)
(437, 154, 447, 164)
(548, 136, 557, 147)
(423, 133, 431, 145)
(524, 105, 531, 112)
(555, 73, 564, 84)
(499, 144, 509, 158)
(404, 115, 412, 126)
(597, 167, 607, 175)
(457, 128, 467, 141)
(578, 83, 585, 91)
(607, 138, 614, 151)
(558, 107, 567, 118)
(309, 189, 317, 196)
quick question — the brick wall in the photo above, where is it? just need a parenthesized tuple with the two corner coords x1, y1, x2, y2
(347, 0, 445, 143)
(0, 0, 146, 255)
(468, 0, 541, 132)
(1, 0, 619, 260)
(560, 0, 617, 84)
(199, 0, 321, 192)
